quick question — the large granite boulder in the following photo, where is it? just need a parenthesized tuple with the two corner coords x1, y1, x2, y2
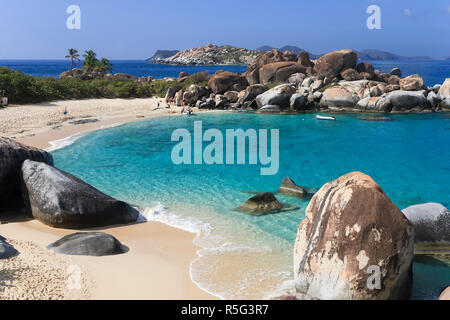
(165, 85, 182, 99)
(399, 74, 424, 91)
(290, 94, 308, 110)
(234, 192, 296, 216)
(238, 84, 268, 104)
(341, 69, 362, 81)
(259, 61, 306, 85)
(438, 78, 450, 109)
(208, 71, 248, 94)
(298, 51, 314, 68)
(320, 86, 360, 109)
(385, 90, 428, 111)
(0, 235, 18, 259)
(255, 84, 294, 109)
(427, 91, 440, 109)
(183, 85, 211, 105)
(402, 203, 449, 245)
(356, 62, 376, 79)
(246, 49, 297, 85)
(389, 68, 402, 78)
(59, 68, 91, 80)
(109, 73, 137, 81)
(313, 49, 358, 80)
(294, 172, 414, 300)
(21, 160, 139, 229)
(0, 137, 54, 211)
(277, 177, 307, 197)
(355, 96, 393, 113)
(47, 232, 128, 256)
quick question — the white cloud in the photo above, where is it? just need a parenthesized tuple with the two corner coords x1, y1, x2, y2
(403, 9, 412, 16)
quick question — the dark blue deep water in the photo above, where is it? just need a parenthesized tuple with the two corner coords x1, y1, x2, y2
(1, 59, 449, 86)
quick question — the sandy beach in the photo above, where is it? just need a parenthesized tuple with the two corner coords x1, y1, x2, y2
(0, 98, 217, 300)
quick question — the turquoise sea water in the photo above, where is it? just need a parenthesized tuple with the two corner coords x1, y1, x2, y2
(51, 112, 450, 299)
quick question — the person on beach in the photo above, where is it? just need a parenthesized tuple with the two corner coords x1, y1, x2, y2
(63, 107, 68, 119)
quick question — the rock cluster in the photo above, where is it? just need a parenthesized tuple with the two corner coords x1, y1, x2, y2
(163, 48, 449, 113)
(150, 44, 262, 66)
(0, 138, 139, 229)
(234, 192, 296, 216)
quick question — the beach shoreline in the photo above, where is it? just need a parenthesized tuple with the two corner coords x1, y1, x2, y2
(0, 97, 218, 300)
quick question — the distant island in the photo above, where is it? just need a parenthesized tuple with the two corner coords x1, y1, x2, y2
(147, 44, 435, 66)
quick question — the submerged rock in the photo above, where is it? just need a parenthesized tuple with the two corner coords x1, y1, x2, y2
(294, 172, 414, 300)
(47, 232, 128, 256)
(277, 178, 307, 197)
(0, 137, 54, 211)
(234, 192, 296, 216)
(0, 235, 18, 259)
(21, 160, 139, 229)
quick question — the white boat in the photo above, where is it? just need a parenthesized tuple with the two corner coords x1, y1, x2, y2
(316, 115, 336, 121)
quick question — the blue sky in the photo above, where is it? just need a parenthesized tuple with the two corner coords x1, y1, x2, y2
(0, 0, 449, 59)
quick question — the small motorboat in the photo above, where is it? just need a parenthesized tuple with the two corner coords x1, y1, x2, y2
(316, 115, 336, 121)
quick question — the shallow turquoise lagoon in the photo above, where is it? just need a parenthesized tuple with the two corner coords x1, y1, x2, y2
(52, 112, 450, 299)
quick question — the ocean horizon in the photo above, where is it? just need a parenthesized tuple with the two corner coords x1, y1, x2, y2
(1, 59, 449, 86)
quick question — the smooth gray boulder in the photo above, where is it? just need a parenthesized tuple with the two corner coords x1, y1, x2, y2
(290, 94, 307, 110)
(47, 232, 128, 256)
(355, 96, 393, 112)
(0, 235, 18, 259)
(255, 84, 294, 109)
(427, 91, 440, 109)
(402, 203, 449, 244)
(21, 160, 139, 229)
(0, 137, 54, 211)
(234, 192, 297, 216)
(385, 90, 428, 110)
(438, 78, 450, 109)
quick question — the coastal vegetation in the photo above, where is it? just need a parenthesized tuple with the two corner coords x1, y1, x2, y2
(0, 67, 154, 103)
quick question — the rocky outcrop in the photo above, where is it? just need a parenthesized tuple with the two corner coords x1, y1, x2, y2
(0, 137, 54, 211)
(389, 68, 402, 78)
(294, 172, 414, 300)
(356, 62, 376, 79)
(277, 178, 307, 197)
(298, 51, 314, 68)
(438, 78, 450, 109)
(290, 94, 308, 110)
(0, 235, 18, 259)
(146, 50, 180, 63)
(313, 49, 358, 80)
(245, 49, 297, 85)
(234, 192, 296, 216)
(238, 84, 268, 104)
(208, 71, 248, 94)
(59, 68, 91, 80)
(399, 74, 424, 91)
(402, 203, 449, 245)
(341, 69, 362, 81)
(355, 97, 393, 112)
(258, 62, 306, 85)
(21, 160, 139, 229)
(165, 86, 182, 99)
(320, 85, 360, 109)
(224, 91, 239, 103)
(47, 232, 128, 256)
(255, 84, 294, 109)
(183, 85, 211, 105)
(153, 44, 261, 65)
(385, 90, 428, 111)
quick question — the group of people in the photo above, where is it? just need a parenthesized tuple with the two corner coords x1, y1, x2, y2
(164, 97, 193, 115)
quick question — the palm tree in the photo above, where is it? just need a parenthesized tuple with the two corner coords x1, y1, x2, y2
(82, 50, 98, 73)
(95, 58, 113, 76)
(65, 48, 80, 69)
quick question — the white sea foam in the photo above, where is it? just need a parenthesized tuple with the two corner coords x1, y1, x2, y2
(46, 134, 83, 152)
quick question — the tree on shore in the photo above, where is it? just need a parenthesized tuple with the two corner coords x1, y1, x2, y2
(95, 58, 113, 76)
(65, 48, 80, 69)
(82, 50, 98, 73)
